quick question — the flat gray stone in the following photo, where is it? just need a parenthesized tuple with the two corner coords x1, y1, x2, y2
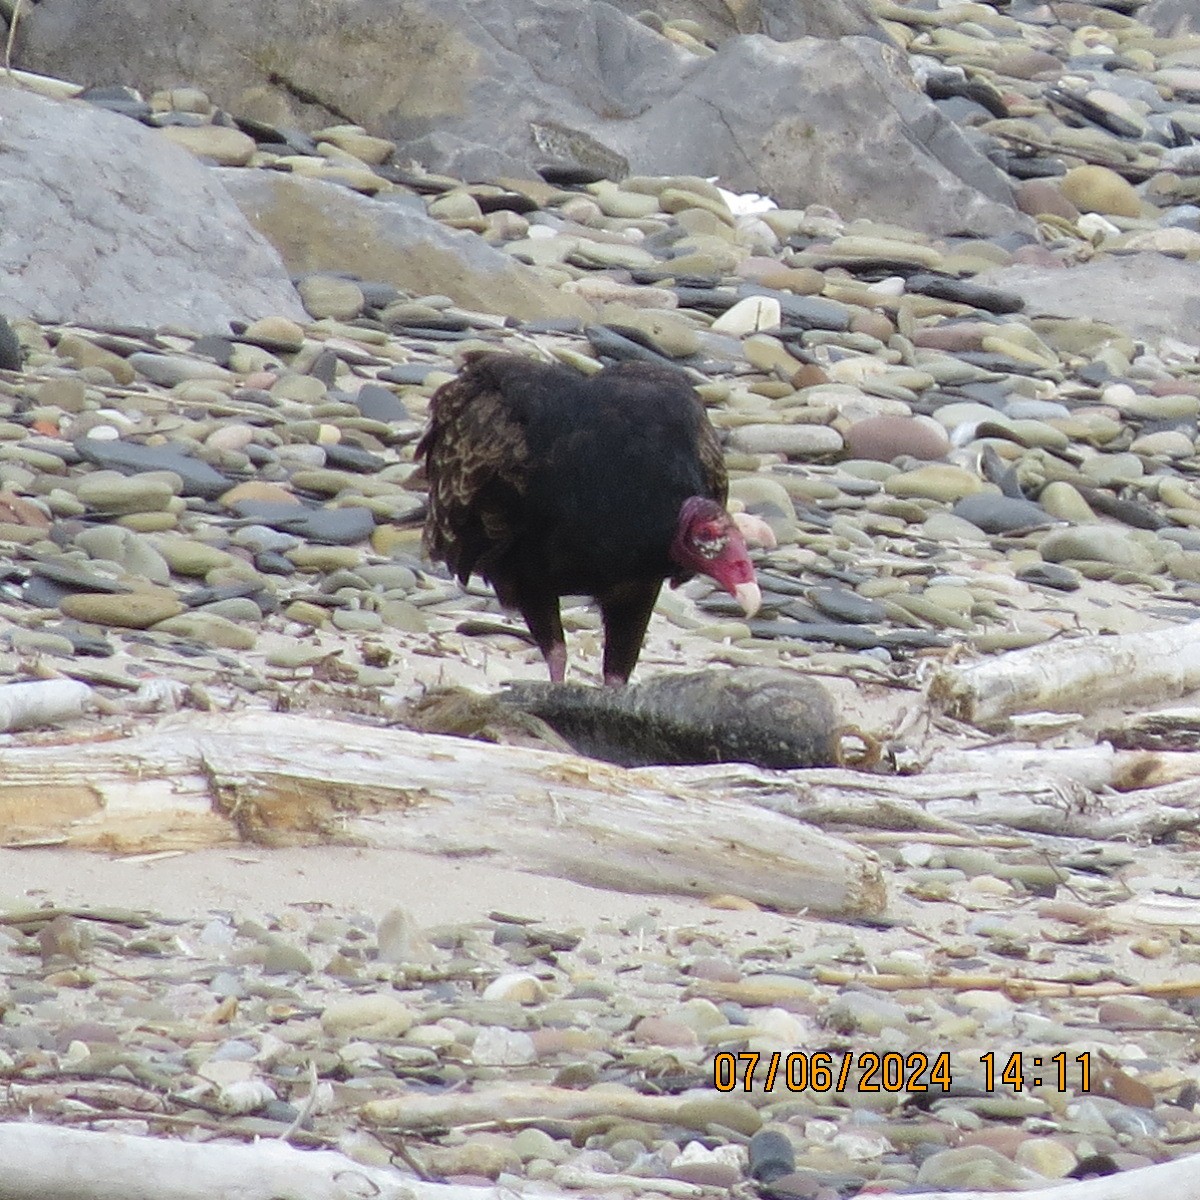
(953, 494, 1054, 534)
(75, 438, 233, 500)
(228, 500, 375, 545)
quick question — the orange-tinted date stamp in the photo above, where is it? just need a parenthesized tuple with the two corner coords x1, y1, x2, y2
(713, 1050, 1092, 1094)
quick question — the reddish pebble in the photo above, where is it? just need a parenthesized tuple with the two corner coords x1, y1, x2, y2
(993, 49, 1063, 79)
(687, 956, 741, 983)
(632, 1016, 699, 1048)
(910, 322, 991, 352)
(848, 309, 895, 341)
(218, 480, 301, 508)
(844, 415, 949, 462)
(1151, 377, 1200, 396)
(0, 492, 51, 529)
(1015, 179, 1080, 221)
(958, 1126, 1033, 1156)
(790, 362, 831, 388)
(1010, 244, 1068, 267)
(527, 1027, 605, 1057)
(736, 255, 791, 281)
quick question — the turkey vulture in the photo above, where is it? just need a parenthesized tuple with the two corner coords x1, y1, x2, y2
(417, 351, 761, 685)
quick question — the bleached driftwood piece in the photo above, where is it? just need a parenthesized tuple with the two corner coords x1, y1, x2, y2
(670, 758, 1200, 840)
(1103, 705, 1200, 750)
(926, 742, 1200, 792)
(6, 707, 1200, 871)
(0, 1122, 478, 1200)
(0, 1122, 1197, 1200)
(0, 711, 885, 916)
(924, 743, 1117, 791)
(929, 620, 1200, 728)
(0, 679, 92, 732)
(0, 67, 83, 99)
(363, 1082, 755, 1130)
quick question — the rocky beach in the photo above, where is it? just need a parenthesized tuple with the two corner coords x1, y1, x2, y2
(2, 0, 1200, 1196)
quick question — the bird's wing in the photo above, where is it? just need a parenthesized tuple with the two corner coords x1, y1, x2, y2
(416, 357, 531, 584)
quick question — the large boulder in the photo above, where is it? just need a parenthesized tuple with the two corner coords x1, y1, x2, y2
(603, 36, 1029, 238)
(981, 253, 1200, 347)
(0, 83, 304, 331)
(16, 0, 1028, 236)
(1141, 0, 1200, 35)
(217, 171, 594, 323)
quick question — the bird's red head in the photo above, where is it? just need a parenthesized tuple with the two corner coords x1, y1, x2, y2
(670, 496, 762, 618)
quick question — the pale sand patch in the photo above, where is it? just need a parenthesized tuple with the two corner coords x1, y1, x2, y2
(0, 844, 805, 937)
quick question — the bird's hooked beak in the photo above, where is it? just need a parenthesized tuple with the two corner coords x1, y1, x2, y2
(733, 579, 762, 618)
(703, 531, 761, 618)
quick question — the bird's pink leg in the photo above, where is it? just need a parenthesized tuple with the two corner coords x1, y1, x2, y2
(545, 643, 567, 684)
(516, 593, 567, 684)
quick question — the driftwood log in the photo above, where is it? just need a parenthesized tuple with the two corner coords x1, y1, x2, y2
(0, 679, 92, 732)
(0, 1122, 456, 1200)
(0, 711, 886, 917)
(5, 707, 1200, 891)
(3, 1122, 1200, 1200)
(363, 1082, 760, 1131)
(669, 750, 1200, 841)
(929, 620, 1200, 728)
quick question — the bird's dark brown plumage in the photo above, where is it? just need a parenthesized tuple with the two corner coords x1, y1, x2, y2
(416, 351, 744, 684)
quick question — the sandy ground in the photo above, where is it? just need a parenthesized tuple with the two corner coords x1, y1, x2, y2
(0, 844, 805, 938)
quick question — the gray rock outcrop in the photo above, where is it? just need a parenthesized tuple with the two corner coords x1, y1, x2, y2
(0, 84, 304, 331)
(16, 0, 1029, 237)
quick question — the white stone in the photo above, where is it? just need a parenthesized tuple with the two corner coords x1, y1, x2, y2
(471, 1027, 537, 1066)
(710, 295, 782, 335)
(728, 423, 844, 457)
(481, 971, 545, 1004)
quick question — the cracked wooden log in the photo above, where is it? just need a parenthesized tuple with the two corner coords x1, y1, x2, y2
(0, 711, 886, 917)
